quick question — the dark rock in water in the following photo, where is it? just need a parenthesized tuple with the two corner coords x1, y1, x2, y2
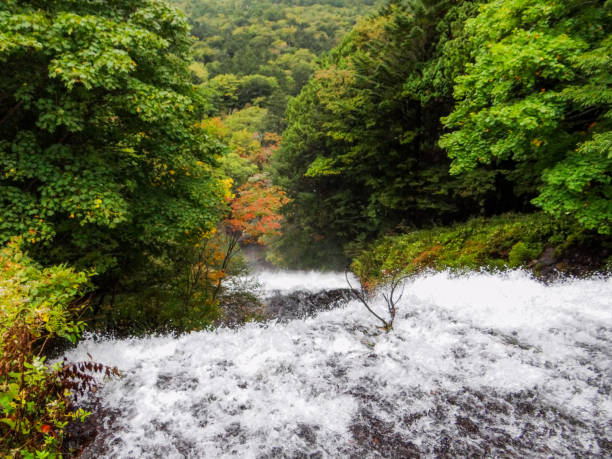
(264, 289, 355, 321)
(538, 247, 557, 266)
(217, 290, 265, 327)
(218, 286, 355, 326)
(535, 242, 610, 281)
(64, 399, 119, 458)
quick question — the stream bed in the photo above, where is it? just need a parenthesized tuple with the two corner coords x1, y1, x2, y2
(63, 270, 611, 457)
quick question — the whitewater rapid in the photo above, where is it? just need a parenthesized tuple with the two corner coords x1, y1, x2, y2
(64, 270, 611, 457)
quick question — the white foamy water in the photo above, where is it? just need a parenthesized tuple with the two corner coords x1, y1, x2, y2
(241, 269, 357, 294)
(64, 271, 612, 457)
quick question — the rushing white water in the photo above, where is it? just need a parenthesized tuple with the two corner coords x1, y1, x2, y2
(239, 269, 358, 295)
(64, 270, 612, 458)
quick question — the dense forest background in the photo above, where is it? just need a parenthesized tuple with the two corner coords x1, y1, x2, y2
(274, 0, 611, 267)
(173, 0, 380, 130)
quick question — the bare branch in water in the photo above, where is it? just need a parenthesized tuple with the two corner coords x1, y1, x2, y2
(346, 268, 407, 332)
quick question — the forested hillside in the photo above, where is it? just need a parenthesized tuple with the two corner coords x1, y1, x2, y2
(166, 0, 387, 269)
(171, 0, 380, 131)
(275, 0, 611, 268)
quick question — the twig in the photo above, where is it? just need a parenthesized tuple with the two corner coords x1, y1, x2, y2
(345, 269, 390, 330)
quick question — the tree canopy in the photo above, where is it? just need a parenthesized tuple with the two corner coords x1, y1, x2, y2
(170, 0, 382, 130)
(274, 0, 502, 266)
(440, 0, 611, 234)
(0, 0, 229, 283)
(272, 0, 611, 267)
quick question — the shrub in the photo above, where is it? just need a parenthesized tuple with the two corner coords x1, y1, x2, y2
(352, 212, 604, 285)
(0, 238, 91, 457)
(508, 242, 541, 268)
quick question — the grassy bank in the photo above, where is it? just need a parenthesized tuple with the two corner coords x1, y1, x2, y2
(352, 213, 611, 287)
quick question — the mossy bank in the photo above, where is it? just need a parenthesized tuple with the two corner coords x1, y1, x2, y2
(352, 213, 611, 287)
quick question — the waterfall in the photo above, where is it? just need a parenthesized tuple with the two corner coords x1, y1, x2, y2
(63, 270, 611, 457)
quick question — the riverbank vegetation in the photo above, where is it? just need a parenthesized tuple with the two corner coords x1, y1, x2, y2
(0, 239, 90, 456)
(352, 212, 611, 289)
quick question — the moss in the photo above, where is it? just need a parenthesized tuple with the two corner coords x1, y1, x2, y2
(508, 242, 542, 268)
(352, 212, 608, 284)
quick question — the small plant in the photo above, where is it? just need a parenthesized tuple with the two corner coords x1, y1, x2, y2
(346, 268, 407, 332)
(0, 238, 117, 457)
(508, 241, 542, 268)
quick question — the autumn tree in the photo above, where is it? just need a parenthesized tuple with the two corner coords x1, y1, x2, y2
(226, 179, 290, 246)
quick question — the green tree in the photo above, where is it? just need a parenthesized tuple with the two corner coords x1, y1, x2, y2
(171, 0, 382, 130)
(207, 74, 242, 111)
(0, 0, 228, 290)
(237, 74, 280, 107)
(274, 0, 500, 267)
(440, 0, 611, 234)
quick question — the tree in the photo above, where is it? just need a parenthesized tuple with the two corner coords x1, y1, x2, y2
(346, 267, 406, 332)
(226, 178, 290, 245)
(440, 0, 611, 234)
(188, 178, 289, 306)
(237, 74, 279, 107)
(0, 0, 228, 291)
(170, 0, 382, 131)
(274, 0, 499, 267)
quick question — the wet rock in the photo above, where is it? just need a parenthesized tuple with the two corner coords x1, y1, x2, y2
(64, 400, 122, 458)
(155, 372, 199, 391)
(217, 290, 265, 327)
(539, 247, 557, 266)
(349, 408, 421, 458)
(536, 242, 611, 280)
(263, 288, 355, 321)
(295, 423, 318, 445)
(455, 416, 479, 435)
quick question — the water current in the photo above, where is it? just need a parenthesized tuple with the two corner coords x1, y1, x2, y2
(63, 270, 611, 458)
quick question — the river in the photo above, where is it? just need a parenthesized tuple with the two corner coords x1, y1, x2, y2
(63, 270, 611, 457)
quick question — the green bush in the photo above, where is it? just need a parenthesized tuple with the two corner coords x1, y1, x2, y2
(88, 231, 252, 335)
(508, 242, 541, 268)
(0, 238, 90, 457)
(352, 212, 603, 286)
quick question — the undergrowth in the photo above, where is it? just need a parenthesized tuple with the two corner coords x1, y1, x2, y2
(352, 213, 611, 287)
(0, 239, 114, 457)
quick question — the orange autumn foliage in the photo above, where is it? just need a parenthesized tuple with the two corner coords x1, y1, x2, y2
(226, 180, 290, 244)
